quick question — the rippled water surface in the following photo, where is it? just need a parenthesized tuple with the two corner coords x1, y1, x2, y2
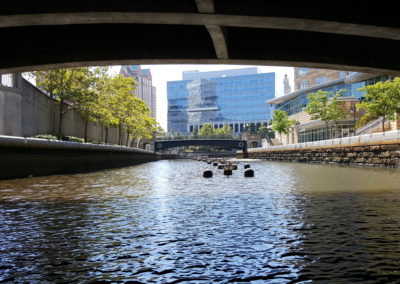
(1, 160, 400, 283)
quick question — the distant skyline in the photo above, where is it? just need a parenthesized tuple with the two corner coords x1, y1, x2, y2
(111, 65, 294, 131)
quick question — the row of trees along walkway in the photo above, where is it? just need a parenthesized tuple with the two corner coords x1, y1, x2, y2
(33, 67, 159, 146)
(272, 78, 400, 140)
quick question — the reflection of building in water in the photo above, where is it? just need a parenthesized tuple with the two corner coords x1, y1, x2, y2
(167, 67, 275, 134)
(187, 79, 218, 132)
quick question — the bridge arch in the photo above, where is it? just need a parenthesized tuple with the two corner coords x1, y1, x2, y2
(0, 1, 400, 75)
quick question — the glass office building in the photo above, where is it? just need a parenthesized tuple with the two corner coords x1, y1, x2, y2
(272, 74, 391, 117)
(268, 72, 392, 144)
(167, 68, 275, 133)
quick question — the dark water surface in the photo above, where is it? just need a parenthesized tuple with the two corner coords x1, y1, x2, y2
(1, 160, 400, 283)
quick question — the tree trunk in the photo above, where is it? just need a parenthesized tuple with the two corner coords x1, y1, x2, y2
(84, 121, 88, 143)
(118, 124, 122, 145)
(101, 126, 104, 143)
(58, 101, 64, 139)
(105, 127, 109, 144)
(325, 122, 330, 140)
(382, 116, 386, 133)
(137, 137, 141, 148)
(125, 133, 130, 147)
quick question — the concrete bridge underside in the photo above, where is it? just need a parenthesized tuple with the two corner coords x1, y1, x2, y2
(1, 1, 400, 74)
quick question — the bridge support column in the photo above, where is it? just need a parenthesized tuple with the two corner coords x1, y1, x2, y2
(243, 144, 249, 158)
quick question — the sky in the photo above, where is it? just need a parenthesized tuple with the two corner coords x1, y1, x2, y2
(111, 64, 295, 130)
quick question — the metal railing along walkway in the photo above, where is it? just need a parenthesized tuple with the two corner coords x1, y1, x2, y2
(351, 116, 384, 136)
(252, 130, 400, 151)
(156, 134, 242, 141)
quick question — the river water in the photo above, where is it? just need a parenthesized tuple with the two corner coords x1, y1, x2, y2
(1, 160, 400, 283)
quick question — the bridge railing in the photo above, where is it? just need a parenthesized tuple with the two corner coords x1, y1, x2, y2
(156, 134, 242, 141)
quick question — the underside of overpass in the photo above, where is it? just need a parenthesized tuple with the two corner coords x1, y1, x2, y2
(1, 1, 400, 74)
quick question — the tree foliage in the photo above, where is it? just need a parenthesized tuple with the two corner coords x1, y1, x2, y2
(271, 110, 295, 135)
(34, 68, 94, 138)
(304, 89, 345, 139)
(356, 78, 400, 132)
(257, 125, 273, 138)
(355, 112, 379, 129)
(33, 67, 158, 145)
(215, 124, 233, 136)
(198, 123, 233, 137)
(198, 123, 215, 136)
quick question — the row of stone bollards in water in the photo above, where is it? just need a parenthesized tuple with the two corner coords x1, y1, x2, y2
(199, 158, 254, 178)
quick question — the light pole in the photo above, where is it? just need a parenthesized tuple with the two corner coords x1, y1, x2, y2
(295, 121, 300, 144)
(350, 105, 357, 124)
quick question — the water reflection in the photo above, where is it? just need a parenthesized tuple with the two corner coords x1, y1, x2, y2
(1, 160, 400, 282)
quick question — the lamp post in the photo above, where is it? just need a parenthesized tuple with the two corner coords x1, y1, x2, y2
(295, 121, 300, 144)
(350, 105, 356, 123)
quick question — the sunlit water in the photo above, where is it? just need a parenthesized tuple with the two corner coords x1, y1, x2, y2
(1, 160, 400, 283)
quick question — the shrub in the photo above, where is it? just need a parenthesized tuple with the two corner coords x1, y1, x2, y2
(356, 113, 379, 129)
(62, 136, 84, 143)
(32, 134, 58, 140)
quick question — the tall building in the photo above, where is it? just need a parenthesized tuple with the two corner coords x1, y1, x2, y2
(167, 67, 275, 134)
(120, 65, 156, 119)
(294, 68, 351, 91)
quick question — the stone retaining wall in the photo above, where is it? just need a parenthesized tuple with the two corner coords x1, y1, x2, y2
(0, 135, 162, 180)
(245, 143, 400, 168)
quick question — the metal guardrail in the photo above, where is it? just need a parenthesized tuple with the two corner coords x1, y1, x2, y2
(156, 135, 242, 141)
(251, 130, 400, 151)
(0, 135, 155, 154)
(352, 116, 384, 136)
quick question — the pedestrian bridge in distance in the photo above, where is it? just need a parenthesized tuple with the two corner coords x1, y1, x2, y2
(154, 136, 248, 156)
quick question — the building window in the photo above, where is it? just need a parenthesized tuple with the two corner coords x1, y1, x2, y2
(314, 76, 327, 85)
(297, 81, 309, 90)
(298, 68, 310, 75)
(0, 74, 14, 87)
(299, 124, 355, 143)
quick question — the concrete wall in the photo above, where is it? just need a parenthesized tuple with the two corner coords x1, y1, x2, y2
(244, 143, 400, 168)
(0, 87, 22, 136)
(0, 74, 137, 145)
(0, 135, 161, 180)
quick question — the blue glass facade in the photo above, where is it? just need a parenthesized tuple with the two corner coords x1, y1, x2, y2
(167, 70, 275, 133)
(273, 75, 390, 116)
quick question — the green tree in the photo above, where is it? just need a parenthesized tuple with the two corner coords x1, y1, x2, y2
(34, 68, 93, 139)
(215, 125, 233, 137)
(355, 112, 379, 129)
(91, 75, 119, 143)
(34, 68, 158, 146)
(257, 125, 272, 137)
(73, 67, 111, 142)
(271, 110, 296, 139)
(304, 89, 345, 139)
(198, 123, 216, 136)
(357, 78, 400, 132)
(123, 101, 157, 147)
(105, 74, 137, 145)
